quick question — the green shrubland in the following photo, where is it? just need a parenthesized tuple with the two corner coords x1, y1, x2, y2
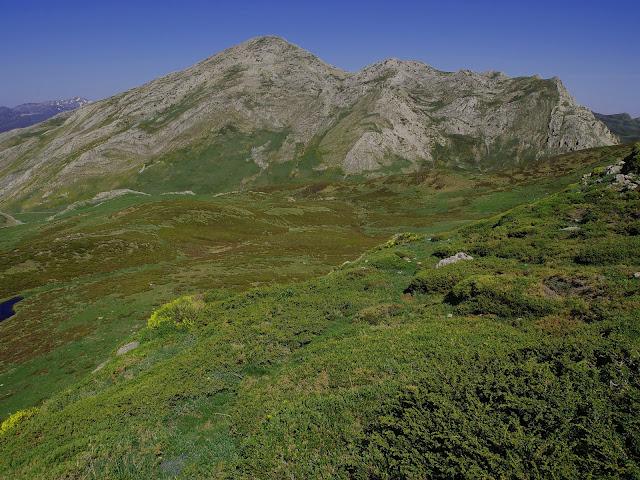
(148, 296, 204, 330)
(1, 147, 639, 478)
(0, 408, 37, 436)
(448, 274, 557, 318)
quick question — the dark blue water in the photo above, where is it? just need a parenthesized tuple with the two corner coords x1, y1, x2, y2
(0, 296, 23, 322)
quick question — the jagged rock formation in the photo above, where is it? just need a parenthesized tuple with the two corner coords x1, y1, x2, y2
(0, 36, 617, 210)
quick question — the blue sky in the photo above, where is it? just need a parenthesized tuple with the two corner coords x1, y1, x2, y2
(1, 0, 638, 115)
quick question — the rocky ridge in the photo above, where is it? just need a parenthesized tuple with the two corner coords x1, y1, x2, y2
(0, 36, 617, 210)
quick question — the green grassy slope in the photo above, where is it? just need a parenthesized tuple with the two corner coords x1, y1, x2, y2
(1, 145, 638, 478)
(0, 145, 628, 421)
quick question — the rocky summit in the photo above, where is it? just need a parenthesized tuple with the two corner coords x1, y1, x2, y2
(0, 36, 616, 210)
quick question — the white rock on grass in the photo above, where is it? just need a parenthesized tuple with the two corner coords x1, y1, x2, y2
(116, 341, 140, 356)
(92, 360, 108, 373)
(613, 173, 639, 191)
(605, 161, 625, 175)
(435, 252, 473, 268)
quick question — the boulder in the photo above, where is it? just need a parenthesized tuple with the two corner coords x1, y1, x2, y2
(435, 252, 473, 268)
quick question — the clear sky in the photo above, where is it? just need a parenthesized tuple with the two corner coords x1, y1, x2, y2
(2, 0, 638, 116)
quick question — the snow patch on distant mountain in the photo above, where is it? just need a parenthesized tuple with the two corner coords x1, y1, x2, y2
(0, 97, 90, 133)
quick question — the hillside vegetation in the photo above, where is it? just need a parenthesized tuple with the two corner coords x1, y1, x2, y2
(1, 145, 638, 478)
(0, 145, 627, 420)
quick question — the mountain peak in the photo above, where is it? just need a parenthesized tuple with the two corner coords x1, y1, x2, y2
(0, 37, 619, 208)
(229, 34, 308, 57)
(354, 57, 439, 85)
(198, 34, 344, 76)
(366, 57, 437, 71)
(243, 34, 292, 46)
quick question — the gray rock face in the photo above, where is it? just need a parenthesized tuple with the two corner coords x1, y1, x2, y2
(92, 360, 108, 373)
(606, 161, 625, 175)
(0, 36, 617, 209)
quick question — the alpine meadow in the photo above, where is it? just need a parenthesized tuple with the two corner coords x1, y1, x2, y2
(0, 21, 639, 480)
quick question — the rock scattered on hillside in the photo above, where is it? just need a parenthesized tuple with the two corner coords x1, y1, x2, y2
(116, 341, 139, 356)
(92, 361, 108, 373)
(436, 252, 474, 268)
(582, 144, 640, 191)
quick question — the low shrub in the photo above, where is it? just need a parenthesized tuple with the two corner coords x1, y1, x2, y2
(383, 232, 423, 248)
(481, 239, 548, 264)
(203, 288, 236, 303)
(392, 248, 412, 259)
(624, 220, 640, 236)
(0, 408, 37, 436)
(147, 296, 203, 330)
(507, 226, 536, 238)
(448, 274, 556, 318)
(543, 274, 606, 299)
(405, 266, 468, 295)
(367, 250, 416, 272)
(354, 303, 402, 325)
(431, 242, 466, 259)
(621, 142, 640, 175)
(354, 346, 638, 478)
(574, 237, 640, 265)
(569, 299, 616, 323)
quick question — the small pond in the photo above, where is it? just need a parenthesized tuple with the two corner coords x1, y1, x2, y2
(0, 296, 23, 322)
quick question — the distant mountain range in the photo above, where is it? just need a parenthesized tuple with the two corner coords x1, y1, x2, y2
(0, 97, 89, 133)
(0, 36, 617, 210)
(593, 112, 640, 143)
